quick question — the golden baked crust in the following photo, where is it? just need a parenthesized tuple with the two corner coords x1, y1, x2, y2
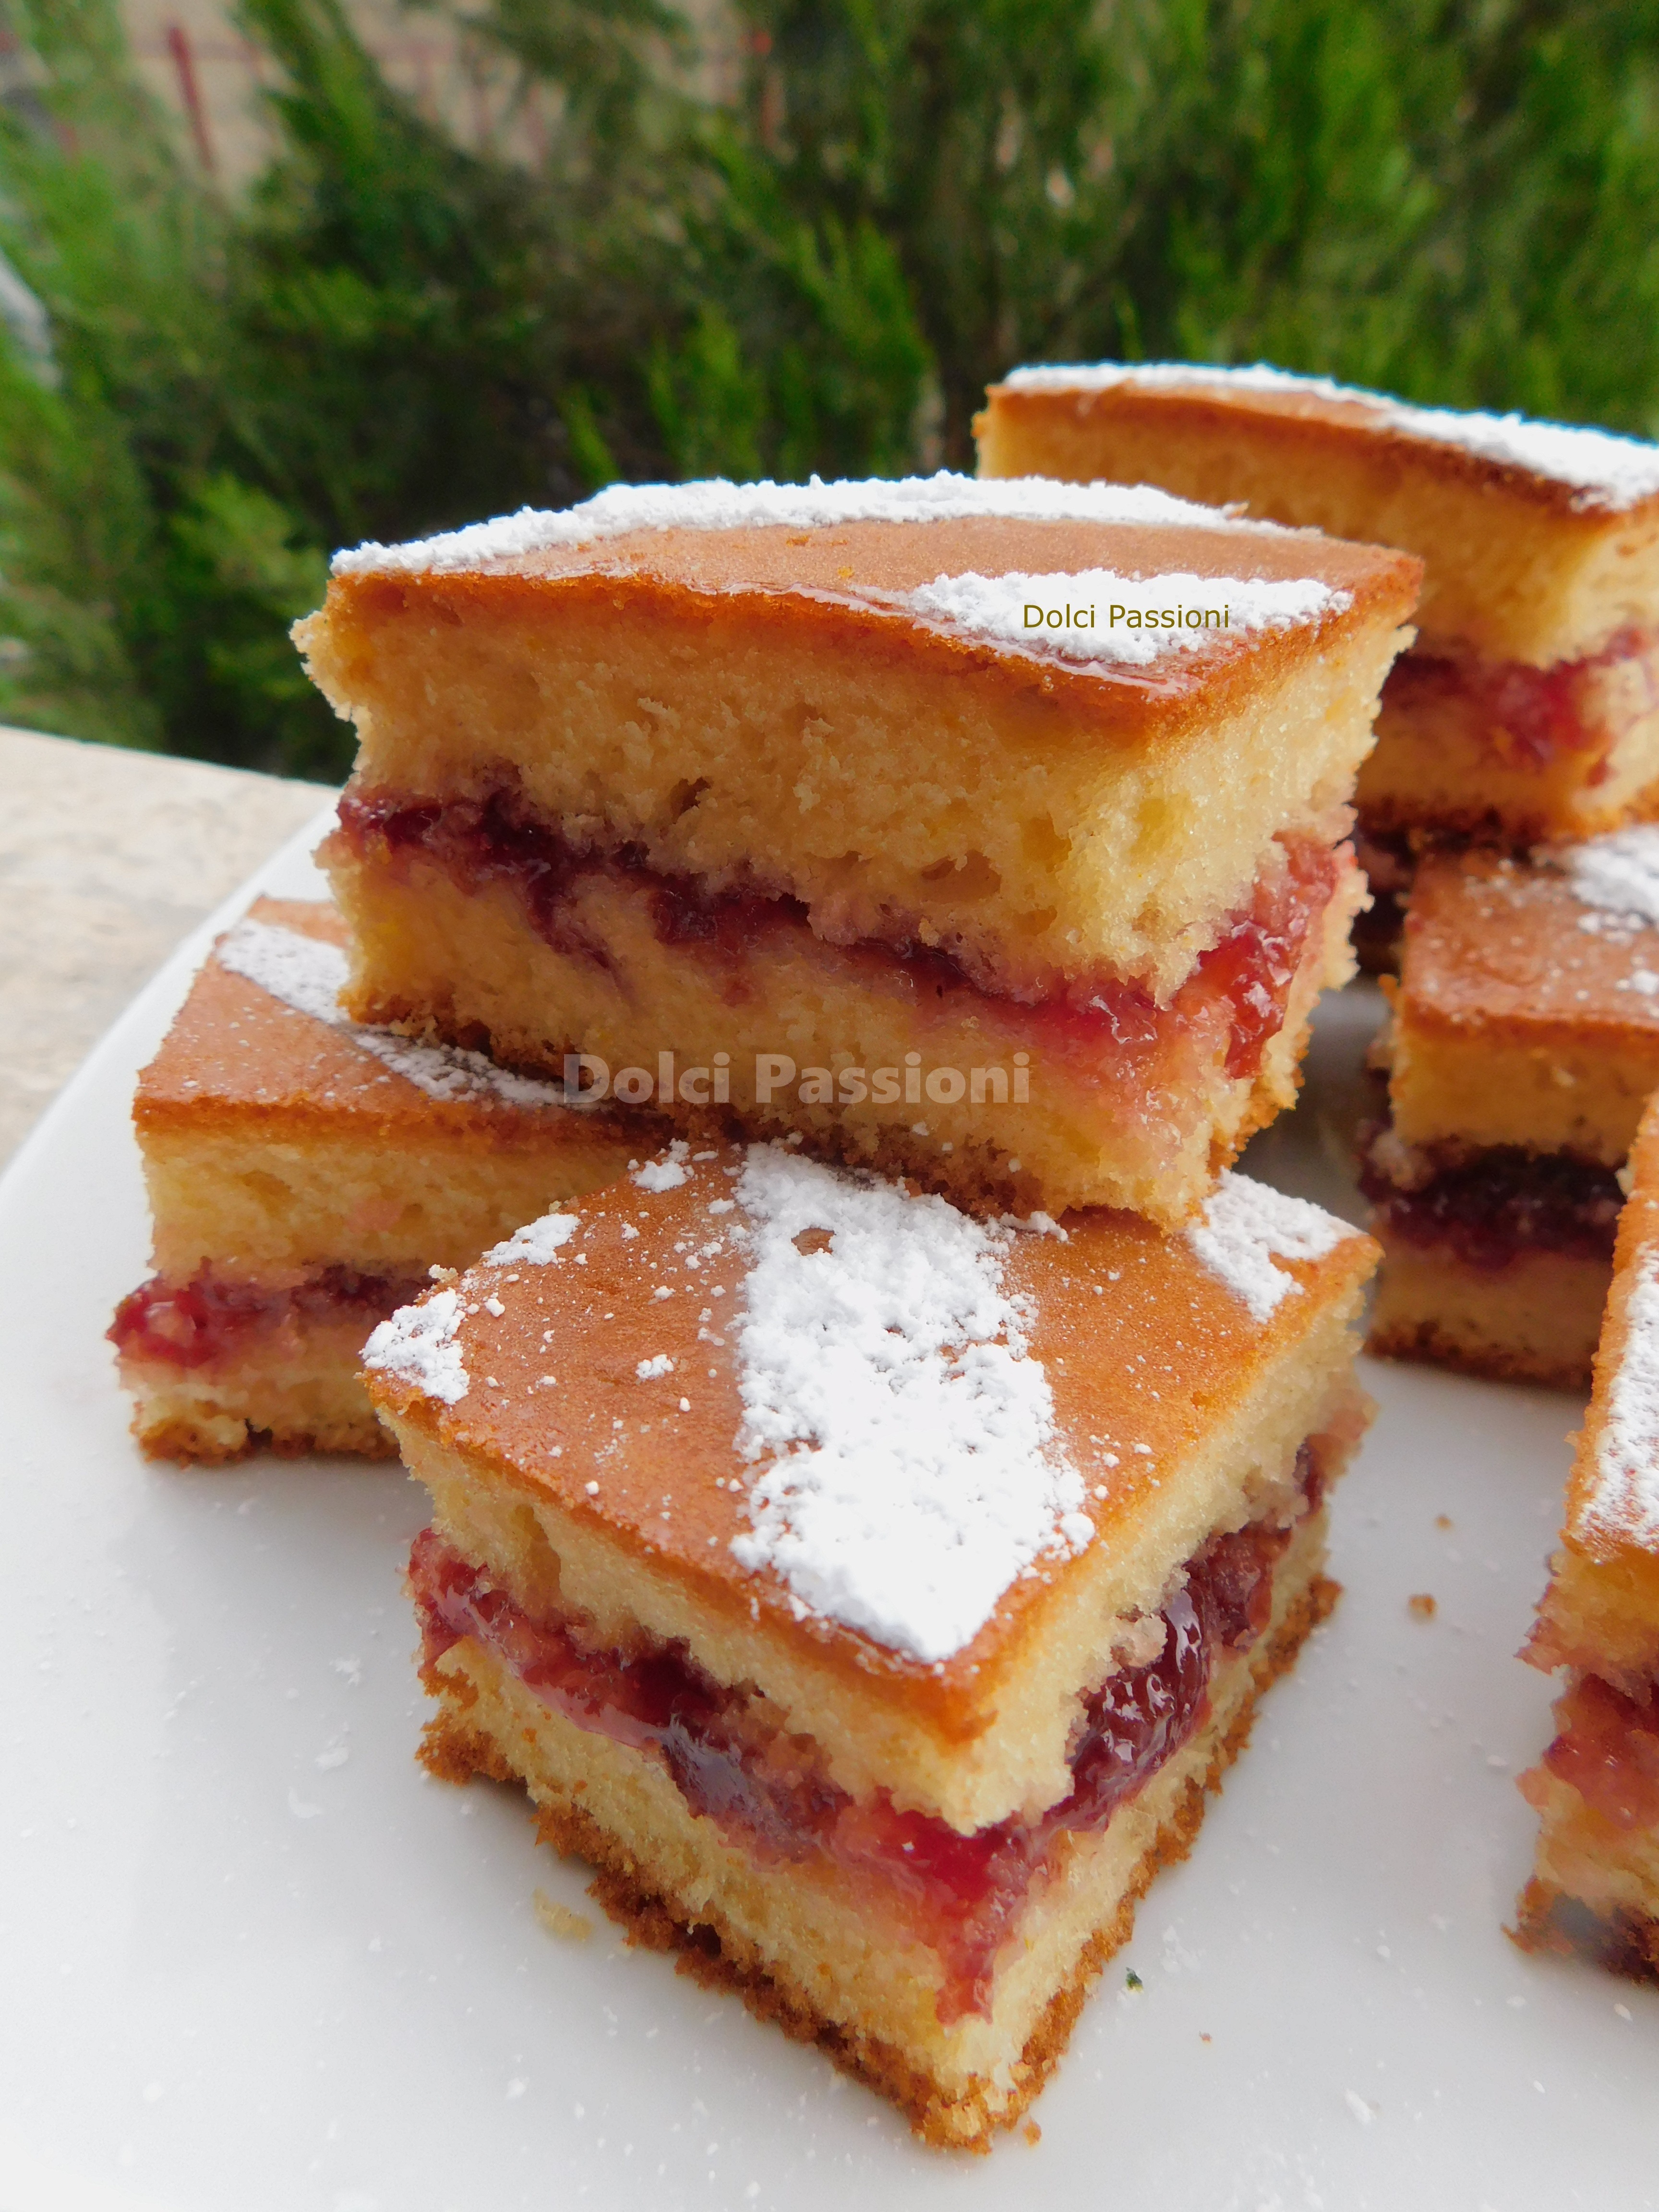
(306, 514, 1416, 752)
(976, 376, 1659, 666)
(1387, 850, 1659, 1162)
(979, 373, 1658, 519)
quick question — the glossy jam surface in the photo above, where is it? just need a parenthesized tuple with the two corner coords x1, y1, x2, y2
(110, 1264, 427, 1370)
(337, 785, 1337, 1085)
(1526, 1672, 1659, 1832)
(410, 1449, 1317, 2020)
(1385, 626, 1657, 768)
(1359, 1129, 1623, 1271)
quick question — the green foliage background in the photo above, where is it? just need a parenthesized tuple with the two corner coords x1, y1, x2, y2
(3, 0, 1659, 777)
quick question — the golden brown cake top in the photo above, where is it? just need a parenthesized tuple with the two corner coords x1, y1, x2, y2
(1397, 837, 1659, 1047)
(1564, 1093, 1659, 1564)
(322, 472, 1418, 721)
(136, 896, 603, 1142)
(987, 364, 1659, 518)
(1524, 1089, 1659, 1685)
(363, 1140, 1375, 1704)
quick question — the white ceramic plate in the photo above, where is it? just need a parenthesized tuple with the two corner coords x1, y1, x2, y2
(1, 806, 1652, 2212)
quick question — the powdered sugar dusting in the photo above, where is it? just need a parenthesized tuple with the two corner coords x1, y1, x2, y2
(1186, 1171, 1349, 1323)
(482, 1213, 581, 1267)
(999, 362, 1659, 512)
(330, 469, 1254, 577)
(217, 916, 353, 1025)
(904, 566, 1346, 664)
(633, 1142, 692, 1191)
(362, 1288, 469, 1404)
(1587, 1243, 1659, 1548)
(1560, 824, 1659, 930)
(726, 1146, 1090, 1663)
(217, 918, 569, 1110)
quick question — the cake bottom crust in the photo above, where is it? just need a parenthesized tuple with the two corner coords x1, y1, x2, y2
(1513, 1680, 1659, 1984)
(1512, 1876, 1659, 1984)
(421, 1570, 1338, 2152)
(121, 1327, 395, 1464)
(1366, 1243, 1609, 1391)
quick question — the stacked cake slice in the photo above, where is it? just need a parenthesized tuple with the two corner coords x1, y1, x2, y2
(298, 473, 1417, 1226)
(364, 1140, 1376, 2146)
(1364, 825, 1659, 1387)
(1517, 1088, 1659, 1978)
(976, 365, 1659, 955)
(111, 896, 633, 1460)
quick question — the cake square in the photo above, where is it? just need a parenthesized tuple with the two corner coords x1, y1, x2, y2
(363, 1138, 1377, 2146)
(110, 897, 636, 1460)
(298, 473, 1419, 1226)
(1516, 1088, 1659, 1979)
(976, 364, 1659, 855)
(1363, 828, 1659, 1386)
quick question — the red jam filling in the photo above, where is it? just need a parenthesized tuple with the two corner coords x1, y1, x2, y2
(109, 1264, 429, 1370)
(1358, 1125, 1623, 1271)
(1384, 626, 1659, 769)
(334, 784, 1338, 1086)
(410, 1444, 1322, 2021)
(1526, 1672, 1659, 1832)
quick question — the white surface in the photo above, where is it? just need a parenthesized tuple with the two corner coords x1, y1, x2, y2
(0, 812, 1653, 2211)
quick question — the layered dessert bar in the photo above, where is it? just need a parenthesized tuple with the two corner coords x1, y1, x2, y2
(364, 1138, 1377, 2146)
(976, 365, 1659, 909)
(110, 897, 634, 1461)
(298, 473, 1419, 1226)
(1516, 1088, 1659, 1979)
(1362, 826, 1659, 1386)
